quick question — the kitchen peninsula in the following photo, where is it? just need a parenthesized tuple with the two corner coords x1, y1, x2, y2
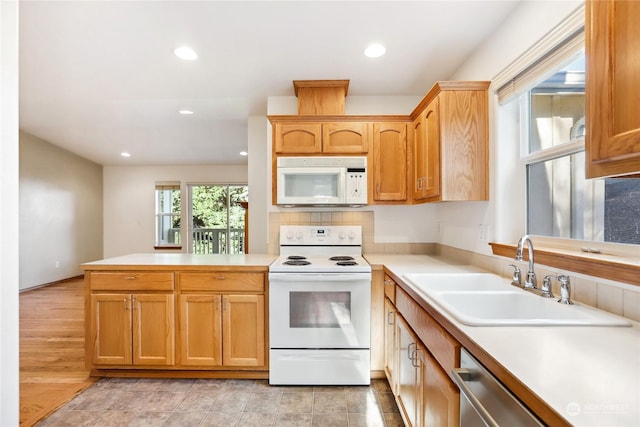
(81, 253, 275, 378)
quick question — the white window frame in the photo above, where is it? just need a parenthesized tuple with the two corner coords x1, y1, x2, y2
(492, 2, 638, 261)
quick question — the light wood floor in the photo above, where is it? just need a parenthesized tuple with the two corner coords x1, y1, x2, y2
(20, 278, 95, 426)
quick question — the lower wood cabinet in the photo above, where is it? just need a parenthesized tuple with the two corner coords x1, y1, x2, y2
(91, 293, 175, 366)
(179, 293, 265, 367)
(384, 273, 460, 427)
(396, 314, 422, 427)
(418, 344, 460, 427)
(384, 297, 397, 390)
(85, 269, 268, 375)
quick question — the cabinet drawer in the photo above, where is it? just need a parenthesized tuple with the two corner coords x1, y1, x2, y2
(396, 287, 460, 377)
(89, 272, 174, 291)
(178, 272, 265, 292)
(383, 275, 396, 303)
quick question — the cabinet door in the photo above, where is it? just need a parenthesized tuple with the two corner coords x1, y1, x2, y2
(222, 294, 265, 367)
(586, 0, 640, 178)
(439, 90, 488, 200)
(412, 110, 429, 200)
(179, 294, 222, 366)
(373, 123, 407, 201)
(396, 315, 421, 427)
(132, 294, 175, 366)
(384, 298, 397, 392)
(419, 348, 459, 427)
(91, 293, 132, 365)
(423, 97, 441, 199)
(273, 122, 322, 153)
(322, 122, 370, 153)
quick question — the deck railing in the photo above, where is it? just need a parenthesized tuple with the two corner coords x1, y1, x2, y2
(168, 228, 245, 254)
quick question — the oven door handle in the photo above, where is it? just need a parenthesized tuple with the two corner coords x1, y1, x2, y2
(268, 272, 372, 282)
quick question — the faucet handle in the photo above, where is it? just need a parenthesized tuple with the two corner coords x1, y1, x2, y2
(508, 264, 522, 287)
(540, 275, 555, 298)
(557, 274, 573, 305)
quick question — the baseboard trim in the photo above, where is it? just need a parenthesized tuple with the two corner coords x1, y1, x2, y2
(20, 274, 84, 293)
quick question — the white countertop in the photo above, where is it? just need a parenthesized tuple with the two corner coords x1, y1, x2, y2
(82, 253, 277, 269)
(365, 254, 640, 426)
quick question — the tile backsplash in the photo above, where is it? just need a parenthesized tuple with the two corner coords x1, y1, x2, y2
(267, 211, 436, 256)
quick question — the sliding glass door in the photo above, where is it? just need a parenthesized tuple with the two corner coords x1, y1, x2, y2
(186, 184, 248, 254)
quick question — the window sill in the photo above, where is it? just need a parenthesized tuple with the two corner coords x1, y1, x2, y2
(154, 245, 182, 250)
(489, 242, 640, 287)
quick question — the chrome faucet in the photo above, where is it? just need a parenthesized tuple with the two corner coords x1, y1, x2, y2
(514, 235, 537, 290)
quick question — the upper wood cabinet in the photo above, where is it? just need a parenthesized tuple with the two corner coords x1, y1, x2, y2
(412, 98, 441, 200)
(273, 122, 322, 153)
(586, 0, 640, 178)
(410, 82, 489, 202)
(372, 122, 408, 202)
(273, 120, 369, 154)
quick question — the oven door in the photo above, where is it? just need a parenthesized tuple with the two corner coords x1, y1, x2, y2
(269, 272, 371, 349)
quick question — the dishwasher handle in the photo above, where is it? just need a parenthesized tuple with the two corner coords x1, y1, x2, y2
(451, 368, 500, 427)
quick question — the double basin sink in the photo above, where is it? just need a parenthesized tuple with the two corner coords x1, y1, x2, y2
(403, 272, 631, 327)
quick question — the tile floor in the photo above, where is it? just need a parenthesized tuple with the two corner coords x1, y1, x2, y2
(37, 378, 404, 427)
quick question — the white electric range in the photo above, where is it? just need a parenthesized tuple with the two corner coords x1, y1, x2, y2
(268, 225, 372, 385)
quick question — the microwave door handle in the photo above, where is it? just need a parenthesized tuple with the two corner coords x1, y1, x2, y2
(338, 171, 346, 201)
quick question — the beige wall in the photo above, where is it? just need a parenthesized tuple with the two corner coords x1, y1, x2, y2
(19, 131, 103, 290)
(103, 164, 248, 258)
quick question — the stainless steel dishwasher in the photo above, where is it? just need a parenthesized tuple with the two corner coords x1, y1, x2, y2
(451, 349, 545, 426)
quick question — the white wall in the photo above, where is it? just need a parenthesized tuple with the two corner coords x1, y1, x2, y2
(19, 131, 103, 290)
(248, 116, 269, 253)
(103, 164, 248, 258)
(437, 0, 584, 254)
(0, 0, 19, 423)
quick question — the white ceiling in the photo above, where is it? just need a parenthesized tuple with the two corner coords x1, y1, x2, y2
(19, 0, 520, 166)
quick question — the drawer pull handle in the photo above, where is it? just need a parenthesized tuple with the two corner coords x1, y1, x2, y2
(407, 342, 415, 359)
(387, 311, 394, 325)
(411, 348, 421, 368)
(215, 276, 226, 280)
(124, 276, 137, 280)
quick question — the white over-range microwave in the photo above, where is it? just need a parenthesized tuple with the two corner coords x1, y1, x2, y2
(276, 156, 367, 206)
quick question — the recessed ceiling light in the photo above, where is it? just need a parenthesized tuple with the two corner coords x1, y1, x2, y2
(364, 43, 386, 58)
(179, 110, 194, 115)
(174, 46, 198, 61)
(121, 152, 131, 158)
(240, 151, 248, 156)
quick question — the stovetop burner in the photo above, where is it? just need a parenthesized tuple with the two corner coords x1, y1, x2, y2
(336, 261, 358, 266)
(283, 259, 311, 266)
(329, 256, 355, 261)
(287, 255, 307, 260)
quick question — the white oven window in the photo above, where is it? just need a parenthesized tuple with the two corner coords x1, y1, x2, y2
(289, 291, 351, 328)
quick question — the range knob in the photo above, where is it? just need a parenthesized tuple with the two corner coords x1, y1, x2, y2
(338, 232, 346, 240)
(286, 231, 294, 240)
(348, 231, 356, 240)
(295, 232, 303, 240)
